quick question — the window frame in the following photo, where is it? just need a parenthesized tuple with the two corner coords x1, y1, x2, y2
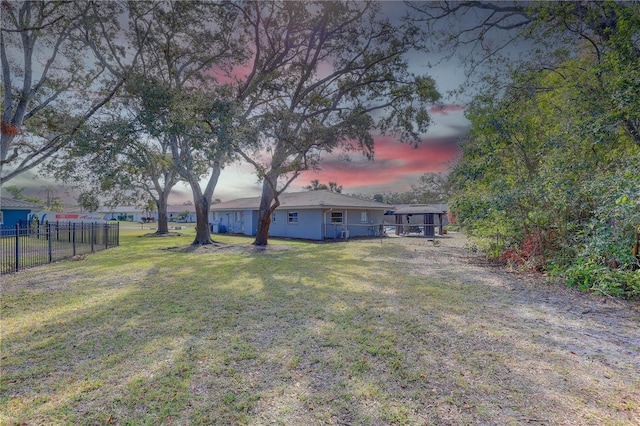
(330, 211, 343, 224)
(287, 211, 298, 224)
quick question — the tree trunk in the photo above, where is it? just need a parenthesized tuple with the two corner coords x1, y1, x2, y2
(253, 179, 279, 246)
(192, 195, 213, 245)
(155, 195, 170, 234)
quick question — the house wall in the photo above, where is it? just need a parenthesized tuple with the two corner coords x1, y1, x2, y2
(212, 208, 324, 240)
(275, 209, 324, 240)
(211, 208, 387, 241)
(0, 209, 30, 227)
(243, 209, 254, 236)
(211, 210, 244, 234)
(323, 209, 387, 239)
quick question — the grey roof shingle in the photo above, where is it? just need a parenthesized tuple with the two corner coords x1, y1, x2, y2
(211, 190, 393, 211)
(1, 198, 43, 210)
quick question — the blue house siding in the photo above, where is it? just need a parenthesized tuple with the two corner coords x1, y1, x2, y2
(212, 207, 386, 241)
(212, 210, 245, 234)
(210, 191, 396, 241)
(1, 199, 42, 229)
(243, 209, 255, 236)
(280, 209, 323, 240)
(1, 209, 31, 228)
(213, 209, 324, 240)
(323, 209, 387, 239)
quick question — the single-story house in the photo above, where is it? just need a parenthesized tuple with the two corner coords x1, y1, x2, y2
(387, 204, 449, 238)
(95, 205, 196, 223)
(29, 211, 107, 223)
(0, 198, 43, 228)
(167, 205, 196, 223)
(210, 190, 393, 241)
(97, 205, 144, 222)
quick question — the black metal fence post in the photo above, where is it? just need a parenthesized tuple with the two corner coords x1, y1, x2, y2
(14, 224, 19, 273)
(48, 222, 53, 263)
(71, 222, 76, 256)
(91, 222, 95, 253)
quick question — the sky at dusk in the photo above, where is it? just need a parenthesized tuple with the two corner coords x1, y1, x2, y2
(208, 102, 469, 202)
(4, 1, 477, 205)
(190, 54, 472, 202)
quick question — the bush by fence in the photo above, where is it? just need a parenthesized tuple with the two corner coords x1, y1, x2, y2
(1, 222, 119, 275)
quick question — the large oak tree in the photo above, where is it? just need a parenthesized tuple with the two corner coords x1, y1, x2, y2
(127, 1, 244, 244)
(1, 1, 143, 185)
(228, 1, 440, 245)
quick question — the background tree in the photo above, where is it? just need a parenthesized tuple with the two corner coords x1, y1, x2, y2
(231, 1, 440, 245)
(4, 185, 40, 204)
(410, 172, 453, 204)
(406, 2, 638, 85)
(0, 1, 141, 185)
(3, 184, 67, 210)
(304, 179, 342, 193)
(77, 191, 100, 213)
(52, 108, 182, 235)
(450, 54, 640, 296)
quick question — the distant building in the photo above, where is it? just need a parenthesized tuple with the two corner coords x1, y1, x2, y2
(0, 198, 43, 228)
(95, 204, 196, 223)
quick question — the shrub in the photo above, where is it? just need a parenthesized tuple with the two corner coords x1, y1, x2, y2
(562, 259, 640, 299)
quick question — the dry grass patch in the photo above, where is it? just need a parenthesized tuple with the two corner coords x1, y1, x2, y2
(1, 230, 639, 425)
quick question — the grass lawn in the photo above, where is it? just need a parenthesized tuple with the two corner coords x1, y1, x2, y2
(1, 229, 638, 425)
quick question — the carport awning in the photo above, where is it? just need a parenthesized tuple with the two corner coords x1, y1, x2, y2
(389, 206, 446, 215)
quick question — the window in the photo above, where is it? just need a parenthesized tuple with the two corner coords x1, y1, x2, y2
(271, 212, 276, 222)
(288, 211, 298, 223)
(360, 211, 368, 223)
(0, 211, 3, 225)
(331, 211, 343, 224)
(235, 211, 242, 221)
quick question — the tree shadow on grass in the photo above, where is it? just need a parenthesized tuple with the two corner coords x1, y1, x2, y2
(1, 238, 638, 424)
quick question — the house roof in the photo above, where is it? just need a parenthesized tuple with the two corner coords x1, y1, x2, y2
(96, 205, 195, 214)
(390, 204, 448, 215)
(1, 198, 43, 210)
(211, 190, 393, 211)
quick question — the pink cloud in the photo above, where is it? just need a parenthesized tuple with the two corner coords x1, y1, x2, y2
(207, 63, 255, 84)
(428, 104, 466, 115)
(296, 135, 461, 192)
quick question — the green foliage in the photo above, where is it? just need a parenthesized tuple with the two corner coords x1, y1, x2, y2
(304, 180, 343, 193)
(561, 260, 640, 298)
(450, 2, 640, 298)
(77, 192, 100, 213)
(1, 1, 128, 184)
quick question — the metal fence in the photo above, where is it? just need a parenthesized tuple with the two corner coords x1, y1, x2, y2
(1, 222, 119, 275)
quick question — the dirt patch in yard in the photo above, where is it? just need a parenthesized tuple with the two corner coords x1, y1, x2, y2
(163, 242, 293, 254)
(369, 232, 640, 424)
(391, 233, 640, 365)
